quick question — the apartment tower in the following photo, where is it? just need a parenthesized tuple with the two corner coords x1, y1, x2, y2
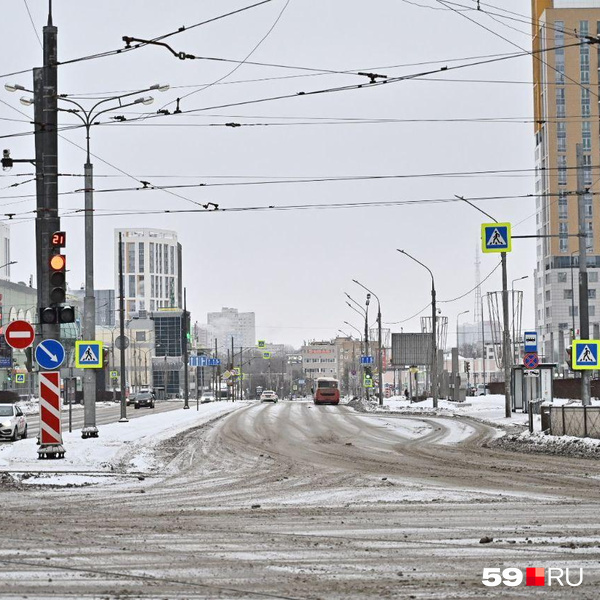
(532, 1, 600, 362)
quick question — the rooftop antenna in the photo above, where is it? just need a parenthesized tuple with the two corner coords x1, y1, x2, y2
(48, 0, 53, 26)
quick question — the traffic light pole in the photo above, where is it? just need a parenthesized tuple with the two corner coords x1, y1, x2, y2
(183, 288, 190, 409)
(82, 159, 98, 437)
(118, 232, 128, 422)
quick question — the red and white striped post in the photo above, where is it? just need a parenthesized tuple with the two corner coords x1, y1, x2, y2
(38, 371, 65, 459)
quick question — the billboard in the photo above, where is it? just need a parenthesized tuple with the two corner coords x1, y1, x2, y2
(391, 333, 432, 366)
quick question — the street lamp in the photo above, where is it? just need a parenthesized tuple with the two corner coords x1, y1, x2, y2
(18, 84, 168, 438)
(397, 249, 438, 408)
(511, 275, 528, 363)
(353, 280, 384, 406)
(456, 310, 469, 353)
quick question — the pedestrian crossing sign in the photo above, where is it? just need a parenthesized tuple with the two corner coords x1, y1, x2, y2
(75, 340, 103, 369)
(15, 373, 25, 383)
(572, 340, 600, 370)
(481, 222, 512, 253)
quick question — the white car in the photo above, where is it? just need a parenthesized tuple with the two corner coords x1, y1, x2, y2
(200, 393, 215, 404)
(260, 390, 278, 403)
(0, 404, 28, 441)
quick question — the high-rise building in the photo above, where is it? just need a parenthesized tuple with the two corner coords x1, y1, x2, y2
(206, 307, 256, 352)
(114, 229, 182, 320)
(532, 1, 600, 362)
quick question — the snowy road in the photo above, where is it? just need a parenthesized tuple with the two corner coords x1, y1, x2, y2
(1, 400, 600, 598)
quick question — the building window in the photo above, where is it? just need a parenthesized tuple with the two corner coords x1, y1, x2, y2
(559, 192, 568, 219)
(136, 331, 146, 342)
(564, 289, 573, 300)
(590, 306, 596, 317)
(127, 242, 135, 273)
(545, 290, 551, 301)
(138, 242, 145, 273)
(590, 272, 598, 283)
(583, 154, 592, 185)
(558, 272, 567, 283)
(138, 275, 145, 296)
(559, 322, 569, 330)
(589, 289, 596, 299)
(149, 242, 155, 272)
(129, 275, 136, 297)
(557, 121, 567, 152)
(127, 300, 136, 314)
(546, 307, 551, 318)
(558, 155, 567, 185)
(170, 246, 175, 275)
(164, 244, 169, 274)
(157, 244, 162, 274)
(582, 121, 591, 151)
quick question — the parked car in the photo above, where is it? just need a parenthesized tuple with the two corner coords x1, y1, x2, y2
(260, 390, 278, 403)
(0, 403, 28, 441)
(134, 391, 156, 409)
(200, 393, 215, 404)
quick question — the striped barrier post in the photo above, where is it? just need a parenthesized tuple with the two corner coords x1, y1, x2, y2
(38, 371, 65, 459)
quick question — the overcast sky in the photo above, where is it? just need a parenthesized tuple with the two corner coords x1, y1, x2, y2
(0, 0, 537, 347)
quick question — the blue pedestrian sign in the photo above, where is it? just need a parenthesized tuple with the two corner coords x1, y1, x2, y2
(35, 339, 65, 370)
(75, 340, 103, 369)
(360, 356, 374, 365)
(523, 331, 538, 354)
(572, 340, 600, 370)
(481, 222, 512, 253)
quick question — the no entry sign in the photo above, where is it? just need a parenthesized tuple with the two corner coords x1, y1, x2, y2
(4, 319, 35, 350)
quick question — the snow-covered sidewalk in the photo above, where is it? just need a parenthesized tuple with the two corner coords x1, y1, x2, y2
(0, 401, 247, 483)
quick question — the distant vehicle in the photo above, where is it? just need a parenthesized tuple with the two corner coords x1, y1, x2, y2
(260, 390, 278, 403)
(313, 377, 340, 405)
(134, 391, 156, 409)
(200, 393, 215, 404)
(0, 403, 27, 441)
(475, 384, 487, 396)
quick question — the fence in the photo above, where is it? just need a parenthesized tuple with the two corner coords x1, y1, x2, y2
(548, 405, 600, 439)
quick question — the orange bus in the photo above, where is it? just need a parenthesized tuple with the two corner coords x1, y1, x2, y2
(313, 377, 340, 405)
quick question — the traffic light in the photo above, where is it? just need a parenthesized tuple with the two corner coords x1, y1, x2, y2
(40, 231, 75, 324)
(464, 361, 471, 374)
(103, 347, 110, 369)
(364, 368, 373, 388)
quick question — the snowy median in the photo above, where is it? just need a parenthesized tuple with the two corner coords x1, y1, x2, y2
(0, 401, 247, 483)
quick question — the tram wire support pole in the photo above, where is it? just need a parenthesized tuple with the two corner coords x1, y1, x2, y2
(455, 196, 511, 418)
(118, 232, 128, 422)
(576, 144, 591, 406)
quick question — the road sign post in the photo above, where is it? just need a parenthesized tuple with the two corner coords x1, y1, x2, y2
(572, 340, 600, 370)
(35, 339, 65, 370)
(38, 371, 65, 459)
(481, 223, 512, 253)
(4, 320, 35, 350)
(523, 352, 540, 370)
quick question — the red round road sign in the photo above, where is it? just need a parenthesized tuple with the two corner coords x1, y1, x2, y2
(4, 319, 35, 350)
(523, 352, 539, 369)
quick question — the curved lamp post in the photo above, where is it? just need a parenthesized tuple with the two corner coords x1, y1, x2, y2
(397, 249, 438, 408)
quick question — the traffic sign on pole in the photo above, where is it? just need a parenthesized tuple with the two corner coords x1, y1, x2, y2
(35, 339, 65, 370)
(75, 340, 103, 368)
(360, 356, 374, 365)
(481, 223, 512, 253)
(38, 370, 65, 459)
(523, 352, 539, 369)
(523, 331, 538, 354)
(572, 340, 600, 370)
(15, 373, 25, 383)
(4, 320, 35, 350)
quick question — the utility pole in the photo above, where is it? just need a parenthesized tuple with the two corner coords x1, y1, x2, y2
(118, 233, 127, 422)
(183, 288, 190, 409)
(35, 9, 60, 343)
(577, 144, 591, 405)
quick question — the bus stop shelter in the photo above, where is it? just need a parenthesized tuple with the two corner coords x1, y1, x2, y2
(511, 363, 555, 412)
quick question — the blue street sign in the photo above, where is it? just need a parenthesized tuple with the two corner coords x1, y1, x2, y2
(481, 222, 511, 253)
(35, 339, 65, 370)
(189, 356, 221, 367)
(0, 356, 11, 368)
(523, 331, 538, 354)
(573, 340, 600, 370)
(75, 340, 103, 369)
(360, 356, 374, 365)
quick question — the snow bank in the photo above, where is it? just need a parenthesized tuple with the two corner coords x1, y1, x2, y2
(0, 401, 247, 483)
